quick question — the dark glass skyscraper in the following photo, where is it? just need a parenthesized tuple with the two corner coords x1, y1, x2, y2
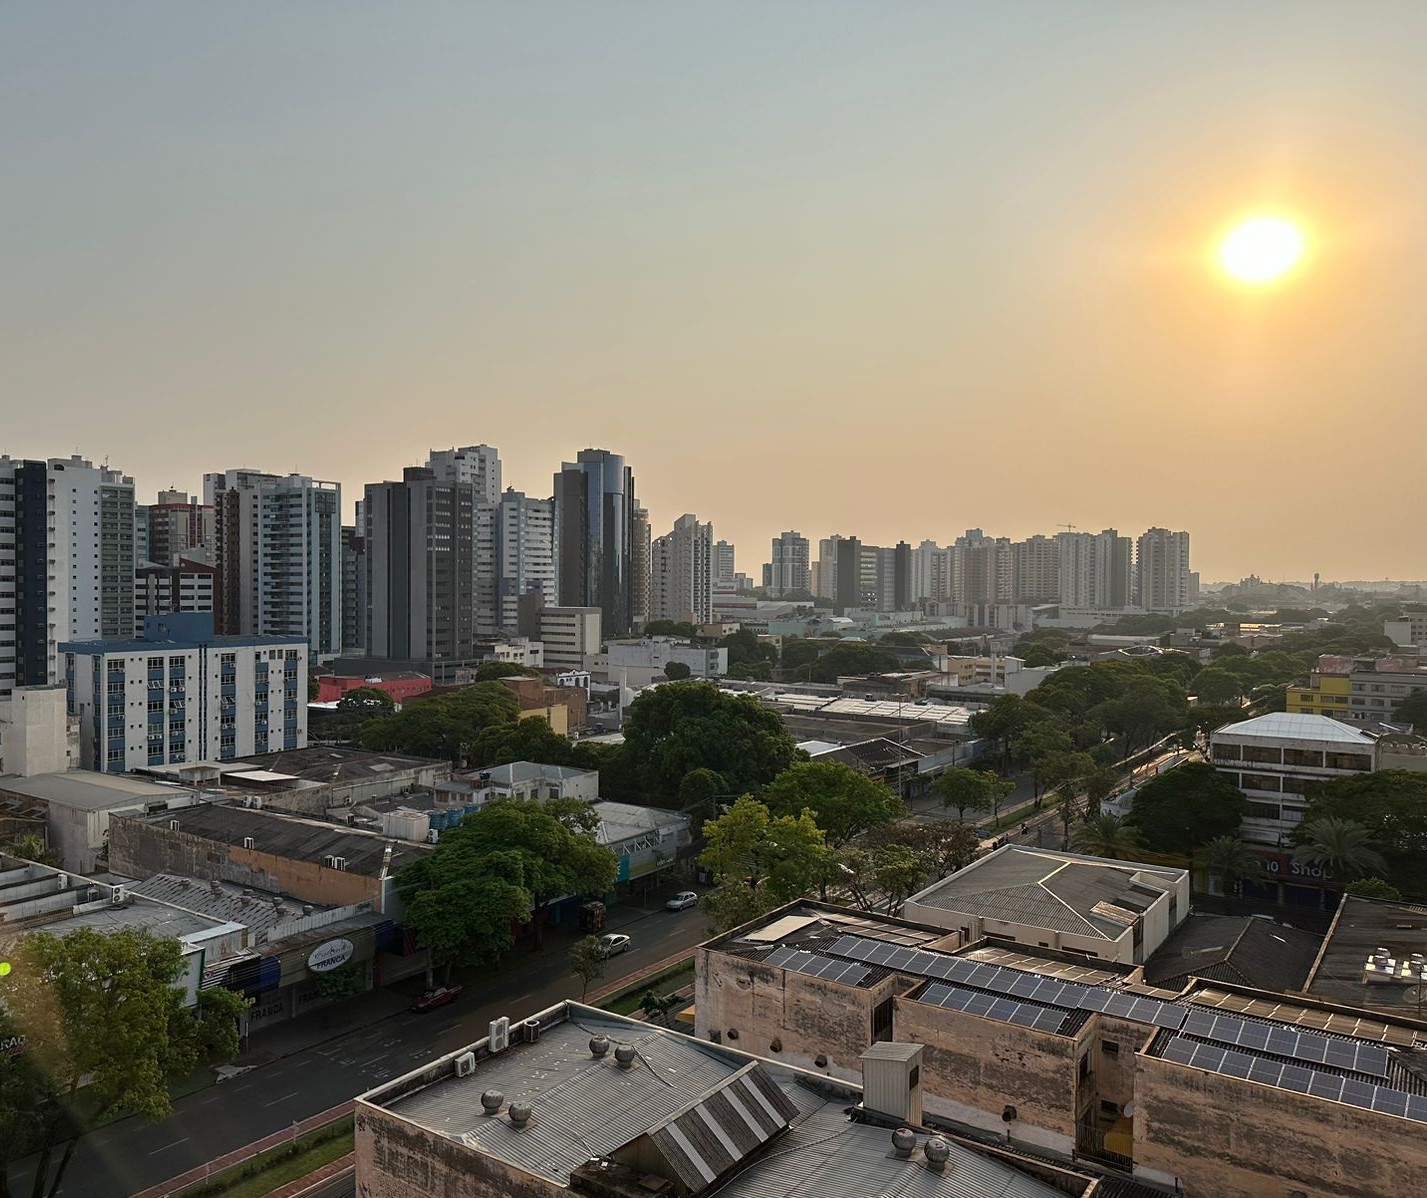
(554, 449, 637, 637)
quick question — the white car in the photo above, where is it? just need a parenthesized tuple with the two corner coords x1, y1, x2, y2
(665, 891, 699, 911)
(598, 933, 632, 958)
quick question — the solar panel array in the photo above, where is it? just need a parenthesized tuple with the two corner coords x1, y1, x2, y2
(763, 944, 871, 988)
(1181, 1010, 1392, 1080)
(1161, 1037, 1427, 1123)
(828, 934, 1186, 1030)
(920, 981, 1070, 1034)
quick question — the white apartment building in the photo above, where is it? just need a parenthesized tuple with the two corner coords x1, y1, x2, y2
(910, 539, 954, 604)
(1135, 527, 1192, 613)
(1012, 535, 1060, 604)
(537, 606, 602, 672)
(425, 448, 503, 636)
(766, 530, 811, 597)
(712, 539, 735, 586)
(1209, 713, 1377, 846)
(62, 613, 308, 772)
(650, 513, 713, 625)
(1057, 528, 1132, 610)
(495, 489, 556, 632)
(205, 469, 342, 657)
(1, 455, 136, 697)
(594, 638, 727, 687)
(424, 444, 501, 503)
(1385, 613, 1427, 652)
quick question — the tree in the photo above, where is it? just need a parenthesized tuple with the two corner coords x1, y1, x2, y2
(570, 936, 607, 1001)
(1081, 766, 1119, 816)
(1196, 835, 1265, 896)
(1294, 771, 1427, 896)
(970, 695, 1051, 768)
(1072, 814, 1143, 860)
(474, 661, 542, 682)
(863, 820, 978, 880)
(1013, 722, 1073, 797)
(639, 990, 683, 1026)
(799, 642, 900, 683)
(395, 798, 618, 981)
(336, 685, 397, 714)
(699, 881, 782, 931)
(360, 683, 522, 764)
(700, 796, 828, 903)
(932, 766, 1003, 825)
(761, 761, 903, 846)
(1395, 691, 1427, 733)
(835, 843, 929, 915)
(1, 929, 245, 1198)
(1346, 877, 1403, 901)
(1293, 817, 1388, 882)
(1127, 763, 1247, 853)
(1041, 751, 1096, 845)
(4, 832, 58, 867)
(467, 715, 591, 769)
(644, 619, 698, 639)
(1192, 667, 1244, 706)
(618, 682, 798, 800)
(663, 661, 692, 680)
(718, 629, 778, 671)
(308, 677, 320, 700)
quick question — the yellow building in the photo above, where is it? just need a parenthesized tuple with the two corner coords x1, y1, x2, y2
(1287, 655, 1353, 720)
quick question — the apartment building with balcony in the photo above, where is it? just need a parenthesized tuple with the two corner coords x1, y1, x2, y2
(62, 613, 307, 772)
(1209, 712, 1377, 846)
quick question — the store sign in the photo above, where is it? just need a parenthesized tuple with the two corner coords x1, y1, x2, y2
(307, 938, 355, 973)
(1, 1034, 25, 1057)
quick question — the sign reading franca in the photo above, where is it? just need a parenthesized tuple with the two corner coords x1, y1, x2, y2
(307, 938, 355, 973)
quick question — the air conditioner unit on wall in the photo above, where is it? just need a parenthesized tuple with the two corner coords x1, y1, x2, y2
(488, 1017, 510, 1054)
(455, 1051, 476, 1077)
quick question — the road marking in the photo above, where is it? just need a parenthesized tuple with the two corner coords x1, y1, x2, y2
(150, 1138, 189, 1155)
(355, 1055, 387, 1067)
(264, 1090, 301, 1106)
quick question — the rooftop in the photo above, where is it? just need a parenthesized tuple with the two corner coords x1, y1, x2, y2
(1213, 712, 1379, 745)
(591, 801, 690, 847)
(906, 846, 1186, 941)
(122, 803, 428, 877)
(1305, 896, 1427, 1016)
(1143, 914, 1324, 993)
(126, 873, 326, 934)
(0, 770, 193, 812)
(364, 1005, 1070, 1198)
(479, 760, 597, 787)
(140, 746, 444, 787)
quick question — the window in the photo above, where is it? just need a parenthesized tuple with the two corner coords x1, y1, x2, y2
(1101, 1041, 1120, 1055)
(871, 998, 894, 1043)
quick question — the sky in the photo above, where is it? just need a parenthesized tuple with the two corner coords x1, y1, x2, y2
(3, 3, 1426, 585)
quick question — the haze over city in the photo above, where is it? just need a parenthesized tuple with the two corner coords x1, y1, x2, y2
(4, 2, 1426, 581)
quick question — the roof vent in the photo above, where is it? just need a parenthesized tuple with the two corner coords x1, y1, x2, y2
(891, 1128, 916, 1158)
(589, 1034, 611, 1058)
(508, 1102, 532, 1129)
(614, 1043, 637, 1070)
(923, 1137, 950, 1171)
(480, 1089, 504, 1115)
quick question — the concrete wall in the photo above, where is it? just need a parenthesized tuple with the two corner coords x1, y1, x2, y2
(1135, 1054, 1427, 1198)
(0, 686, 75, 776)
(900, 903, 1137, 965)
(355, 1104, 560, 1198)
(108, 816, 380, 908)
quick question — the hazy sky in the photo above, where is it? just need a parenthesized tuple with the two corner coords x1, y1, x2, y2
(4, 3, 1425, 583)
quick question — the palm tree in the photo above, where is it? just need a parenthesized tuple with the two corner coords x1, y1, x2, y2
(1197, 835, 1265, 896)
(1294, 817, 1388, 882)
(5, 832, 59, 866)
(1071, 814, 1142, 861)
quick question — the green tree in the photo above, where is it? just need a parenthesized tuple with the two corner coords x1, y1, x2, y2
(761, 761, 903, 846)
(618, 682, 798, 800)
(639, 990, 683, 1026)
(644, 619, 698, 639)
(336, 685, 397, 713)
(931, 766, 1001, 824)
(970, 695, 1051, 768)
(569, 936, 607, 1001)
(1192, 667, 1244, 706)
(474, 661, 542, 682)
(1071, 814, 1143, 860)
(862, 820, 978, 880)
(467, 714, 591, 769)
(1196, 835, 1265, 896)
(700, 796, 828, 902)
(0, 929, 244, 1198)
(698, 881, 781, 931)
(1395, 691, 1427, 733)
(360, 683, 522, 764)
(395, 798, 618, 981)
(1013, 722, 1073, 798)
(835, 843, 929, 915)
(1127, 763, 1247, 854)
(4, 832, 59, 867)
(801, 642, 900, 683)
(1345, 877, 1403, 901)
(307, 677, 320, 701)
(1293, 817, 1388, 882)
(1293, 771, 1427, 896)
(718, 629, 778, 671)
(1081, 765, 1119, 816)
(663, 661, 692, 680)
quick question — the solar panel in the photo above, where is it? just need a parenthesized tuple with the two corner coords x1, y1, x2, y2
(921, 982, 1068, 1035)
(762, 945, 870, 987)
(1179, 1010, 1393, 1080)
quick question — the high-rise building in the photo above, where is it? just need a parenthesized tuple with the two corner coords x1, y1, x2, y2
(650, 514, 714, 625)
(554, 449, 638, 637)
(340, 518, 367, 655)
(0, 455, 136, 696)
(630, 506, 650, 633)
(363, 467, 476, 663)
(767, 530, 811, 597)
(423, 448, 502, 637)
(832, 535, 862, 613)
(1136, 528, 1192, 612)
(910, 540, 954, 603)
(958, 534, 1013, 605)
(713, 540, 736, 587)
(495, 488, 556, 632)
(144, 489, 215, 567)
(134, 556, 217, 633)
(893, 541, 913, 611)
(424, 445, 501, 504)
(205, 469, 342, 657)
(1057, 529, 1133, 609)
(1012, 535, 1060, 604)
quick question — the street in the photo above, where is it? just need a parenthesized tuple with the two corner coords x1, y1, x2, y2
(12, 902, 712, 1198)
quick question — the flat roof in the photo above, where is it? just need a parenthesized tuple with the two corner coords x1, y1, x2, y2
(0, 771, 192, 811)
(1306, 896, 1427, 1016)
(58, 633, 305, 653)
(1213, 712, 1378, 745)
(38, 895, 230, 942)
(230, 746, 444, 781)
(127, 873, 328, 934)
(907, 846, 1186, 941)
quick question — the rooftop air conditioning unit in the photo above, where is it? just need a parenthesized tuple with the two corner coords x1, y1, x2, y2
(521, 1018, 541, 1044)
(454, 1051, 477, 1078)
(111, 887, 126, 906)
(488, 1017, 510, 1054)
(427, 828, 440, 844)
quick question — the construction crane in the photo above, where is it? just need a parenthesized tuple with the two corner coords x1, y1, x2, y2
(1056, 523, 1077, 533)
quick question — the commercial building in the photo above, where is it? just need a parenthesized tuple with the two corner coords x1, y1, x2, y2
(143, 489, 215, 566)
(1384, 612, 1427, 652)
(0, 455, 137, 695)
(1344, 655, 1427, 726)
(520, 601, 602, 672)
(650, 513, 714, 625)
(765, 530, 810, 597)
(1209, 713, 1377, 846)
(554, 449, 639, 637)
(62, 613, 308, 771)
(1286, 654, 1354, 720)
(205, 469, 342, 657)
(355, 1001, 1088, 1198)
(364, 467, 479, 664)
(495, 489, 556, 632)
(902, 846, 1189, 965)
(0, 684, 78, 777)
(594, 638, 727, 687)
(134, 556, 218, 633)
(1305, 895, 1427, 1019)
(1142, 913, 1323, 994)
(1134, 528, 1192, 613)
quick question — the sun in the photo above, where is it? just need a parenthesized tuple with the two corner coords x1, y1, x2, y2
(1217, 216, 1306, 285)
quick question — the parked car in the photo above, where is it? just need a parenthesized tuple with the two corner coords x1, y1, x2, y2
(598, 933, 633, 958)
(409, 984, 462, 1013)
(665, 891, 699, 911)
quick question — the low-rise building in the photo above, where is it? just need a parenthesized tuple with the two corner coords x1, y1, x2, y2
(0, 684, 79, 777)
(1142, 913, 1323, 994)
(902, 845, 1189, 966)
(1286, 654, 1355, 720)
(1209, 713, 1377, 845)
(1304, 895, 1427, 1019)
(519, 602, 602, 672)
(1344, 655, 1427, 726)
(593, 638, 727, 687)
(312, 671, 432, 707)
(592, 801, 691, 885)
(1384, 612, 1427, 652)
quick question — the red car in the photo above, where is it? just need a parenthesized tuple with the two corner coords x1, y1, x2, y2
(410, 984, 462, 1013)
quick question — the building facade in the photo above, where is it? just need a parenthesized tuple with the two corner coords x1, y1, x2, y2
(134, 557, 217, 633)
(494, 488, 556, 633)
(554, 449, 638, 637)
(1012, 535, 1060, 604)
(62, 612, 308, 771)
(767, 530, 811, 597)
(143, 489, 215, 567)
(650, 513, 714, 625)
(1135, 528, 1192, 613)
(340, 520, 367, 655)
(1057, 529, 1133, 610)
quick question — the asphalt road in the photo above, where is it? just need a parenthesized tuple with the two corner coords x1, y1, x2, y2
(14, 903, 711, 1198)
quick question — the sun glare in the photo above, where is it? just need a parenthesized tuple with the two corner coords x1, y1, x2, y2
(1218, 216, 1306, 286)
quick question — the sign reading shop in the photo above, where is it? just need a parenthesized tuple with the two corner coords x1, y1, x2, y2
(307, 938, 355, 973)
